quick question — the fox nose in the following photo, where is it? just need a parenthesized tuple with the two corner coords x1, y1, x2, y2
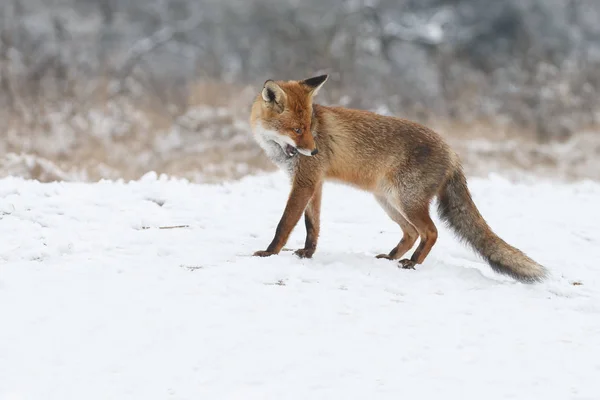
(311, 148, 319, 156)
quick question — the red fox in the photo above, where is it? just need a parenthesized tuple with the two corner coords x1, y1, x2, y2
(250, 74, 547, 283)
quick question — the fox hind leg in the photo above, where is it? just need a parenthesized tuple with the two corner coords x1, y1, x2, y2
(399, 205, 438, 269)
(374, 195, 419, 260)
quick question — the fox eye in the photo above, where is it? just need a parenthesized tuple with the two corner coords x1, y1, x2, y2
(293, 128, 302, 135)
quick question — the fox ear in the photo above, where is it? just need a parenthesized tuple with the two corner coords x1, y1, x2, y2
(262, 80, 285, 109)
(301, 74, 328, 96)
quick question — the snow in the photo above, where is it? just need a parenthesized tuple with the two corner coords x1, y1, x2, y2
(1, 171, 600, 400)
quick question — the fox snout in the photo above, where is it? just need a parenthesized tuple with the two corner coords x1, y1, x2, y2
(296, 146, 318, 156)
(295, 135, 318, 156)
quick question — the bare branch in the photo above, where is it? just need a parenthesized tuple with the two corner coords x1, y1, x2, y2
(111, 10, 203, 97)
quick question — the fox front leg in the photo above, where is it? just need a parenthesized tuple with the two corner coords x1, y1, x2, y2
(294, 181, 322, 259)
(254, 183, 317, 257)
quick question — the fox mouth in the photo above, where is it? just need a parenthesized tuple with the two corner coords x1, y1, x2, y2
(284, 144, 298, 157)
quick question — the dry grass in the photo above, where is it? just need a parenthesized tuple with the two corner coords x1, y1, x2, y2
(1, 81, 274, 183)
(432, 119, 600, 181)
(2, 81, 600, 184)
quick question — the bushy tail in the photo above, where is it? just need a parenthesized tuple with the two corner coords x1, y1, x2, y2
(437, 168, 547, 283)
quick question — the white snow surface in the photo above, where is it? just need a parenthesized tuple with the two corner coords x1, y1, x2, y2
(1, 172, 600, 400)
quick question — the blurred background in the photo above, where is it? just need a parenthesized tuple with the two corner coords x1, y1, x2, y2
(1, 0, 600, 183)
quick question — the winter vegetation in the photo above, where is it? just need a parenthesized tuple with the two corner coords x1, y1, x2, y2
(1, 0, 600, 182)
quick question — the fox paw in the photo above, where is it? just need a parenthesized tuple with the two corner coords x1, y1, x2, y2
(376, 253, 394, 260)
(253, 250, 277, 257)
(398, 259, 416, 270)
(294, 248, 315, 259)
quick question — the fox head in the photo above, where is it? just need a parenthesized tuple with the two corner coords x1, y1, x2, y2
(251, 74, 328, 157)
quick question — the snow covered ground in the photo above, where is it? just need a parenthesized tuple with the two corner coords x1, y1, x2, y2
(1, 171, 600, 400)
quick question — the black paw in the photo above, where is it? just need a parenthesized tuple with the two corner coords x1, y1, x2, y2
(294, 248, 315, 259)
(398, 259, 417, 270)
(376, 253, 394, 260)
(253, 250, 277, 257)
